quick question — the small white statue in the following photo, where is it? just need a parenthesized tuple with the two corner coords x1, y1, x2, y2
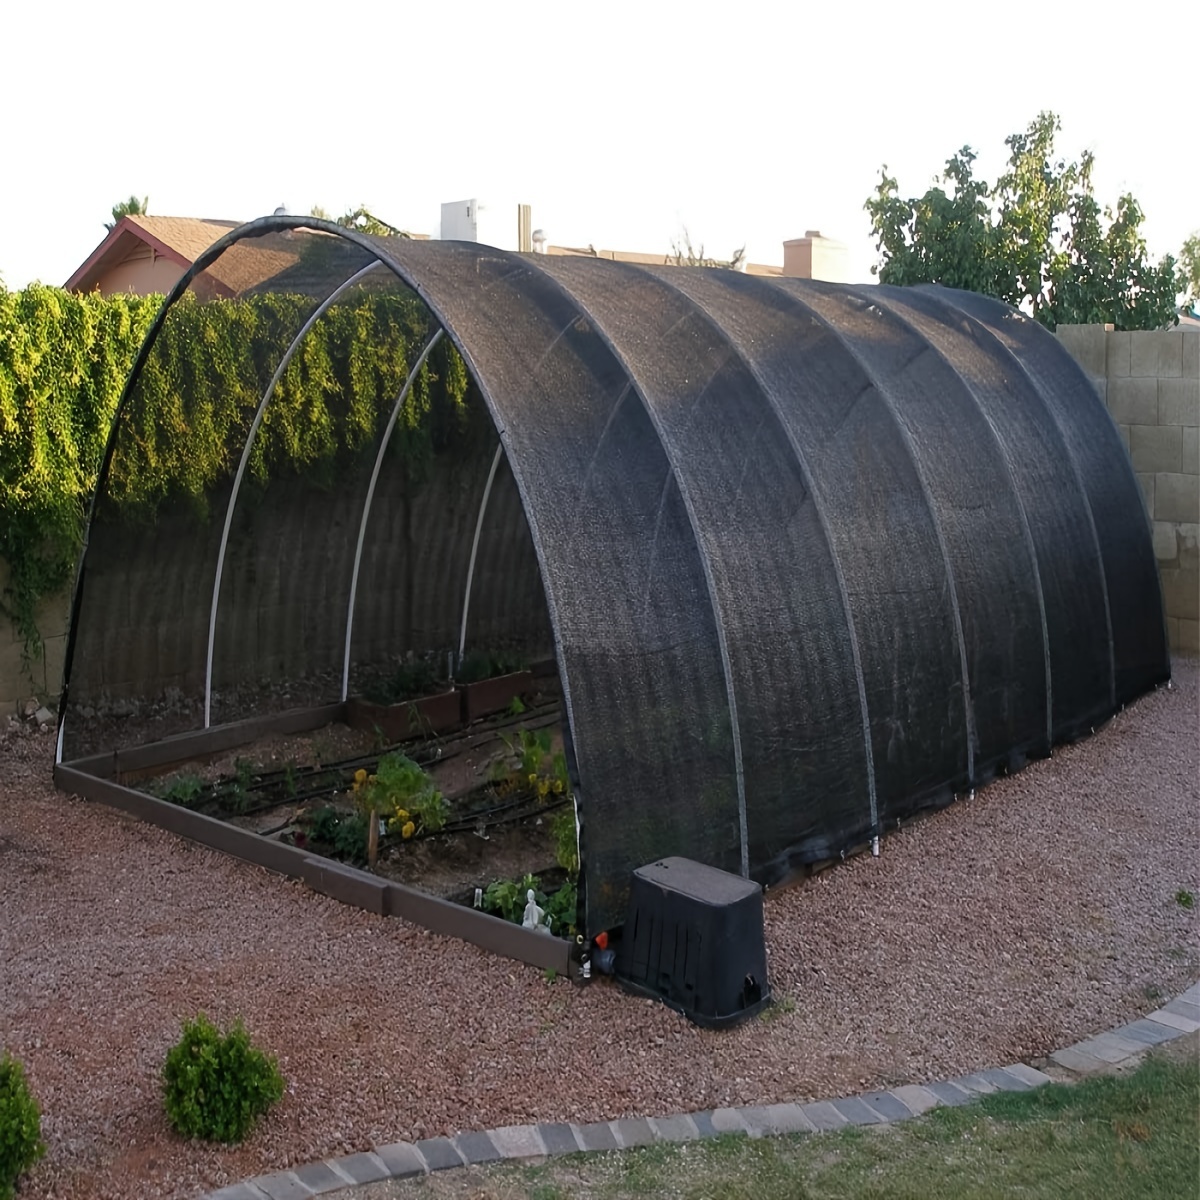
(520, 888, 549, 931)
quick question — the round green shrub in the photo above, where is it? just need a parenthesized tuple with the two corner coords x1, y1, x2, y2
(0, 1053, 45, 1200)
(162, 1015, 284, 1144)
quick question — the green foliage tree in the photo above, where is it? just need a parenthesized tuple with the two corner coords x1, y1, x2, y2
(309, 204, 410, 238)
(105, 195, 149, 231)
(1179, 231, 1200, 312)
(865, 112, 1179, 331)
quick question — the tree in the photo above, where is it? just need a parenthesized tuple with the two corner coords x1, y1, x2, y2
(106, 195, 148, 231)
(669, 228, 745, 271)
(309, 204, 410, 238)
(1179, 232, 1200, 312)
(865, 112, 1179, 331)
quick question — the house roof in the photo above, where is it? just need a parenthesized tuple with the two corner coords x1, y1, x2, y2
(66, 215, 430, 297)
(65, 216, 241, 293)
(129, 216, 241, 263)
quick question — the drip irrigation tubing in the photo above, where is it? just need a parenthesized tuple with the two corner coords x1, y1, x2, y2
(153, 703, 561, 819)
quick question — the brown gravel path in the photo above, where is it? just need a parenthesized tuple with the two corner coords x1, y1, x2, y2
(2, 662, 1197, 1199)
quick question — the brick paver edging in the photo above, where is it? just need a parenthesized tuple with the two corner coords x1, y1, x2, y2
(203, 981, 1200, 1200)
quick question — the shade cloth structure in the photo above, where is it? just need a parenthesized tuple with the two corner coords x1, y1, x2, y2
(59, 216, 1171, 938)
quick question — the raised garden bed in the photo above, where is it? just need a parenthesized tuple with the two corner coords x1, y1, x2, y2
(346, 653, 549, 742)
(140, 702, 580, 941)
(345, 689, 463, 740)
(462, 670, 535, 723)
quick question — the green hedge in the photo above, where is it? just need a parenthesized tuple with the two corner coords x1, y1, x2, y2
(0, 283, 472, 675)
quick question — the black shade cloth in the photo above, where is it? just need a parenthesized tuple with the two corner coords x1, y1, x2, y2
(60, 218, 1171, 937)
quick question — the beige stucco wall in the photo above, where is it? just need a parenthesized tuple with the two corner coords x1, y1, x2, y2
(93, 249, 185, 297)
(1056, 324, 1199, 654)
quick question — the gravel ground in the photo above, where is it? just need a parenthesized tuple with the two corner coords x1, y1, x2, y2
(2, 662, 1197, 1200)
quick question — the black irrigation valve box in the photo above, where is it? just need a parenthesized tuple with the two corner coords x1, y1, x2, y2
(614, 856, 770, 1028)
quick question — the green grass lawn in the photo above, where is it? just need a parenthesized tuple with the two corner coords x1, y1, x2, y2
(355, 1039, 1199, 1199)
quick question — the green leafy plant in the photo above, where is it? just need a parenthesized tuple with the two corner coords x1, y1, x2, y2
(335, 753, 449, 867)
(353, 753, 447, 841)
(550, 805, 579, 876)
(162, 1014, 284, 1144)
(543, 879, 578, 936)
(0, 285, 159, 673)
(499, 728, 568, 799)
(333, 814, 370, 864)
(482, 878, 526, 923)
(306, 805, 340, 845)
(481, 874, 578, 937)
(491, 727, 578, 875)
(156, 771, 205, 809)
(759, 994, 796, 1024)
(457, 649, 525, 685)
(106, 194, 149, 231)
(368, 655, 447, 704)
(226, 758, 256, 815)
(0, 1053, 44, 1200)
(1175, 890, 1195, 910)
(305, 805, 370, 865)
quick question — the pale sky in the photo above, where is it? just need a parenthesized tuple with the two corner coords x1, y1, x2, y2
(3, 0, 1195, 291)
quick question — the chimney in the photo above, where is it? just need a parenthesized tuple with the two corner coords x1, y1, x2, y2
(783, 230, 849, 282)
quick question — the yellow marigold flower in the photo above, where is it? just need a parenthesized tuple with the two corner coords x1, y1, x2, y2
(401, 820, 416, 840)
(354, 768, 368, 785)
(553, 780, 565, 794)
(395, 808, 409, 822)
(527, 773, 538, 785)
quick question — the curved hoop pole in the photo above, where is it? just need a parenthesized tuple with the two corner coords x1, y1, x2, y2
(868, 289, 1054, 752)
(341, 328, 446, 701)
(530, 261, 752, 876)
(203, 261, 383, 728)
(921, 290, 1116, 714)
(457, 441, 505, 667)
(773, 284, 977, 789)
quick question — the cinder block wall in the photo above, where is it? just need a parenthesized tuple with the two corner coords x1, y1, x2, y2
(0, 560, 70, 713)
(1057, 324, 1199, 654)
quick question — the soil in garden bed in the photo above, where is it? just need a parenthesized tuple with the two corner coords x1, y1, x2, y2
(370, 818, 561, 901)
(143, 705, 571, 906)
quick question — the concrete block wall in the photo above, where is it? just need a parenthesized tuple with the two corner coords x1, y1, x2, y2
(1057, 324, 1199, 654)
(0, 559, 70, 712)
